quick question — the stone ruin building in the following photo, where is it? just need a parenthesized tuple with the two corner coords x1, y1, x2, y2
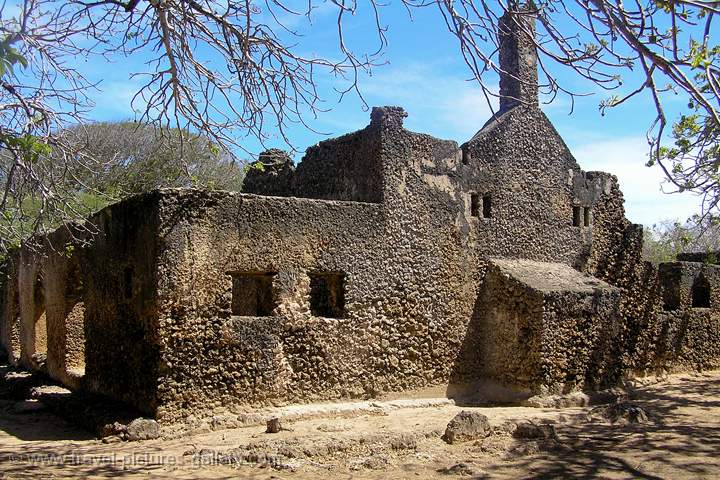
(1, 11, 719, 425)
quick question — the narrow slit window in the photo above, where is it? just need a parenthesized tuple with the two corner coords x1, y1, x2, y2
(123, 266, 133, 299)
(583, 207, 592, 227)
(470, 194, 480, 217)
(461, 147, 471, 165)
(309, 272, 345, 318)
(482, 195, 492, 219)
(230, 271, 277, 316)
(663, 287, 681, 311)
(573, 206, 582, 227)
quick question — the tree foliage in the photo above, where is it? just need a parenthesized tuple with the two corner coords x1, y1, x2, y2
(0, 121, 243, 252)
(643, 215, 720, 265)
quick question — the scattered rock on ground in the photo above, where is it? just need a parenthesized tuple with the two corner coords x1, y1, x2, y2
(351, 455, 390, 470)
(390, 433, 417, 450)
(590, 402, 653, 425)
(101, 421, 127, 438)
(438, 462, 484, 476)
(522, 392, 590, 408)
(442, 411, 491, 444)
(126, 418, 160, 441)
(512, 421, 557, 440)
(266, 417, 283, 433)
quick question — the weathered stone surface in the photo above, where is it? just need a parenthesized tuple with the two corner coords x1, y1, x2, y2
(389, 433, 417, 450)
(438, 463, 482, 476)
(442, 411, 491, 444)
(1, 8, 720, 427)
(266, 417, 282, 433)
(126, 418, 160, 441)
(513, 422, 557, 440)
(590, 402, 653, 425)
(101, 421, 127, 438)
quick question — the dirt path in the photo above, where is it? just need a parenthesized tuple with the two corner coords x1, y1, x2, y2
(1, 371, 719, 479)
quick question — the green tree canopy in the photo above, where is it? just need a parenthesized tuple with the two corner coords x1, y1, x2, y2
(0, 121, 244, 253)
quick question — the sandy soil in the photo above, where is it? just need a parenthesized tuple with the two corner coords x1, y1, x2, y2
(1, 371, 719, 479)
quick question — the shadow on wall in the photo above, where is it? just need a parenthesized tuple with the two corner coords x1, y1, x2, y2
(445, 285, 533, 406)
(691, 274, 711, 308)
(64, 259, 86, 377)
(31, 273, 47, 369)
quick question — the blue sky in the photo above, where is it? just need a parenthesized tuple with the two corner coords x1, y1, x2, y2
(79, 1, 699, 227)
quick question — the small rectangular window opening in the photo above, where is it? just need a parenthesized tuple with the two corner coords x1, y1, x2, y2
(583, 207, 592, 227)
(470, 194, 480, 217)
(309, 272, 345, 318)
(482, 195, 492, 219)
(230, 271, 277, 316)
(573, 206, 582, 227)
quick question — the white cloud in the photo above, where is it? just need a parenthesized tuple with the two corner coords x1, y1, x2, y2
(357, 63, 496, 141)
(571, 137, 700, 226)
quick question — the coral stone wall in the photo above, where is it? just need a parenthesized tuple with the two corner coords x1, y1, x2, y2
(36, 225, 87, 388)
(17, 247, 47, 370)
(632, 262, 720, 373)
(0, 250, 21, 363)
(151, 109, 483, 422)
(4, 104, 720, 423)
(80, 193, 162, 415)
(467, 259, 620, 395)
(242, 149, 295, 197)
(587, 177, 720, 379)
(243, 109, 386, 203)
(460, 106, 611, 266)
(290, 121, 384, 203)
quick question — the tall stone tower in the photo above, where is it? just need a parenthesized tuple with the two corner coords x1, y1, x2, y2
(498, 6, 538, 113)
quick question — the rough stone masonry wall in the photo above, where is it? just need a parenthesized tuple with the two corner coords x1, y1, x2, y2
(17, 245, 48, 370)
(80, 193, 162, 415)
(32, 225, 87, 388)
(0, 250, 21, 363)
(540, 287, 621, 393)
(461, 260, 620, 395)
(645, 262, 720, 373)
(290, 115, 384, 202)
(241, 149, 295, 197)
(151, 110, 481, 422)
(244, 109, 386, 203)
(6, 103, 720, 419)
(451, 104, 632, 394)
(460, 105, 610, 267)
(467, 264, 545, 390)
(586, 168, 720, 380)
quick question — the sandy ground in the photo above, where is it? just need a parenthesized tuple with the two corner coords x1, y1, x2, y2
(1, 371, 719, 479)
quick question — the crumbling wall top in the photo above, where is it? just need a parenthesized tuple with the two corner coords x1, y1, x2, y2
(370, 106, 407, 130)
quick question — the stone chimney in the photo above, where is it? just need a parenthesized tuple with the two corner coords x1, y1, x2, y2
(498, 6, 538, 113)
